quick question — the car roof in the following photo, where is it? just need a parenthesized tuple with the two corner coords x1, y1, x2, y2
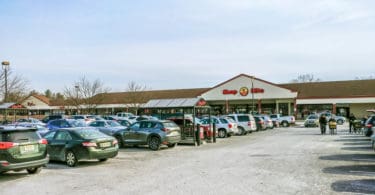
(0, 126, 38, 132)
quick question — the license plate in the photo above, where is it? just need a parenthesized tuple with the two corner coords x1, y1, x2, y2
(100, 142, 111, 148)
(20, 144, 38, 154)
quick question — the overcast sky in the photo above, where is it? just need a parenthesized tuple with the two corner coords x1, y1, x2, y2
(1, 0, 374, 93)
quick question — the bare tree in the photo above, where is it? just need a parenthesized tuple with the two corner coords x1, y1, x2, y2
(125, 81, 150, 115)
(0, 69, 29, 103)
(64, 76, 110, 114)
(290, 74, 321, 83)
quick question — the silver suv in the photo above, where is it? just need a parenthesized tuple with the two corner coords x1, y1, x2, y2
(226, 114, 257, 135)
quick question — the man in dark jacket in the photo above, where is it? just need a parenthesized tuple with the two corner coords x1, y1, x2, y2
(319, 114, 327, 134)
(349, 113, 356, 133)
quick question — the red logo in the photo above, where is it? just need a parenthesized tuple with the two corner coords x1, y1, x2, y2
(251, 88, 264, 93)
(223, 89, 238, 95)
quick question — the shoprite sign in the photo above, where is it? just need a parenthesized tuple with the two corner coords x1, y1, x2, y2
(223, 87, 264, 96)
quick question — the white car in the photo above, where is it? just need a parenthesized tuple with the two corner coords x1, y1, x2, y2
(201, 116, 239, 138)
(226, 114, 257, 134)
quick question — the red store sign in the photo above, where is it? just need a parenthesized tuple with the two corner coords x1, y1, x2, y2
(222, 89, 238, 95)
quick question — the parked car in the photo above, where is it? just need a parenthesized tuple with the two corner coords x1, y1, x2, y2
(41, 114, 66, 123)
(47, 119, 88, 131)
(102, 115, 119, 121)
(253, 116, 267, 131)
(88, 120, 127, 136)
(117, 119, 132, 127)
(226, 113, 257, 135)
(364, 114, 375, 137)
(16, 117, 46, 126)
(257, 115, 274, 129)
(304, 114, 319, 127)
(0, 126, 49, 174)
(8, 122, 50, 136)
(200, 116, 239, 138)
(43, 128, 118, 167)
(116, 112, 135, 119)
(168, 117, 213, 139)
(113, 120, 181, 150)
(319, 112, 346, 125)
(71, 115, 96, 124)
(270, 114, 295, 127)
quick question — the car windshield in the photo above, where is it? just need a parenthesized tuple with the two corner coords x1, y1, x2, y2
(75, 129, 108, 139)
(107, 121, 122, 127)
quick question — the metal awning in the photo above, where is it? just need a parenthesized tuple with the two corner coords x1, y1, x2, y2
(0, 102, 16, 109)
(142, 98, 208, 108)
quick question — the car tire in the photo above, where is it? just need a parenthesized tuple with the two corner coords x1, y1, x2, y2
(27, 167, 42, 174)
(66, 151, 78, 167)
(99, 158, 108, 162)
(281, 121, 289, 127)
(148, 136, 161, 151)
(238, 127, 245, 135)
(167, 143, 177, 148)
(337, 119, 343, 125)
(115, 135, 124, 148)
(218, 129, 227, 138)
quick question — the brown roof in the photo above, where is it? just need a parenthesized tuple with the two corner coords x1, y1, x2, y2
(98, 88, 211, 104)
(280, 79, 375, 99)
(28, 94, 51, 105)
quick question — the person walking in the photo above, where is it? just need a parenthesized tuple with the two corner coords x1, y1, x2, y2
(319, 114, 327, 134)
(348, 113, 356, 134)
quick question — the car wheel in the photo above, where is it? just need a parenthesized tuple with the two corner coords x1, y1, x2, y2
(115, 136, 124, 148)
(167, 143, 177, 148)
(218, 129, 226, 138)
(148, 136, 161, 151)
(337, 119, 343, 125)
(238, 127, 245, 135)
(26, 167, 42, 174)
(99, 158, 108, 162)
(66, 151, 78, 167)
(281, 121, 289, 127)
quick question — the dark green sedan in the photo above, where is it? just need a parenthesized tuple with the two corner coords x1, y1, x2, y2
(43, 128, 119, 167)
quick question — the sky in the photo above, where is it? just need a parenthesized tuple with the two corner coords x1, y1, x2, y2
(0, 0, 374, 93)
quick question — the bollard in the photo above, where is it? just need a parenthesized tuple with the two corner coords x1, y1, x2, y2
(213, 123, 216, 143)
(196, 124, 200, 146)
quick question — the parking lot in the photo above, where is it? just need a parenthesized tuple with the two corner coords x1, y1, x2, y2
(1, 124, 375, 194)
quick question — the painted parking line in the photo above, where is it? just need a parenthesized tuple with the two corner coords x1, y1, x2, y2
(352, 158, 375, 162)
(350, 171, 375, 175)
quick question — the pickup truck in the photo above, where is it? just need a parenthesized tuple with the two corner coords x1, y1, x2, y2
(269, 114, 295, 127)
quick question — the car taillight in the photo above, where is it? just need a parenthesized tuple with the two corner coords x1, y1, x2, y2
(161, 128, 170, 133)
(248, 122, 251, 126)
(113, 139, 118, 145)
(228, 124, 233, 128)
(0, 142, 16, 149)
(82, 142, 97, 147)
(366, 124, 373, 128)
(39, 139, 48, 145)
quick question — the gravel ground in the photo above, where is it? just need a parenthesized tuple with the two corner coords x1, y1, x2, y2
(1, 124, 375, 195)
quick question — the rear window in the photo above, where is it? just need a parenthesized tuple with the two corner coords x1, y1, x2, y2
(1, 130, 40, 142)
(74, 129, 108, 139)
(162, 122, 178, 128)
(219, 118, 228, 124)
(237, 115, 250, 122)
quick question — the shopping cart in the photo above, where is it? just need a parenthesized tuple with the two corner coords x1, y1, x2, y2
(352, 119, 363, 134)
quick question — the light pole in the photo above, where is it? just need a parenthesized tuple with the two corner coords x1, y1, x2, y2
(75, 85, 79, 114)
(250, 76, 254, 114)
(2, 61, 10, 102)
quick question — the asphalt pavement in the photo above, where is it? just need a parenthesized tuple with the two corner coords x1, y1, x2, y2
(1, 123, 374, 194)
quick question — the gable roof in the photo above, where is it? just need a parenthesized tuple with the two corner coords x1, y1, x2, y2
(280, 79, 375, 99)
(98, 88, 210, 104)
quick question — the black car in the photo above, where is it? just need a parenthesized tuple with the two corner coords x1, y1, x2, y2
(253, 116, 267, 131)
(43, 128, 119, 167)
(0, 126, 49, 174)
(364, 115, 375, 136)
(41, 114, 65, 123)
